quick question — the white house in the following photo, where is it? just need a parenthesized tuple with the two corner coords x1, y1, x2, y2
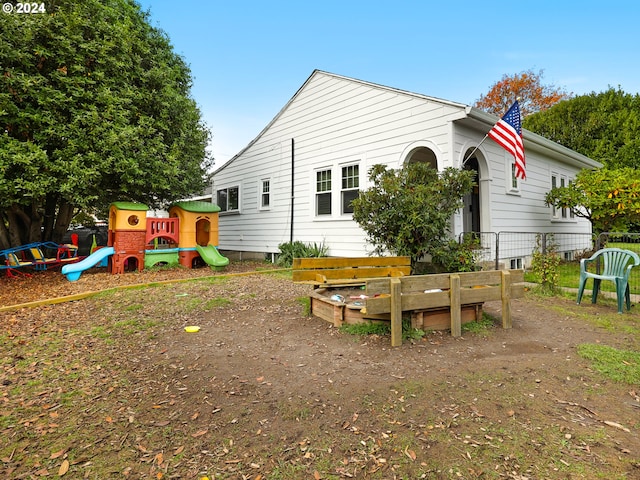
(211, 70, 600, 262)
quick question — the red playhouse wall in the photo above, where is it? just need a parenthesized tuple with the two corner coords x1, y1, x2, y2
(179, 249, 200, 268)
(146, 217, 179, 245)
(110, 230, 146, 274)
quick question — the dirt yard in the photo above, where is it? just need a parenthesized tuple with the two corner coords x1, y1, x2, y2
(1, 264, 639, 479)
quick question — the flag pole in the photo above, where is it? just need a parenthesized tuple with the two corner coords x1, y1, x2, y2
(461, 134, 489, 168)
(462, 97, 523, 170)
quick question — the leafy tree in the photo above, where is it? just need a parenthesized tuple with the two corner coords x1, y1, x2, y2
(475, 69, 571, 117)
(523, 88, 640, 169)
(351, 162, 475, 269)
(545, 167, 640, 235)
(0, 0, 211, 249)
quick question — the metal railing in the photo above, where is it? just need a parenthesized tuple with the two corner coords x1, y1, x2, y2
(458, 231, 640, 296)
(458, 231, 594, 270)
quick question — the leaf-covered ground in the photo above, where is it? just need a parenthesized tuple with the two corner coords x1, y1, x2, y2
(1, 264, 639, 479)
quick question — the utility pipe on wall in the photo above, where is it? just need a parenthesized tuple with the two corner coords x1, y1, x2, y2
(290, 138, 295, 243)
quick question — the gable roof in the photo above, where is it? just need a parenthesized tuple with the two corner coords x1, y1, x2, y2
(214, 70, 600, 173)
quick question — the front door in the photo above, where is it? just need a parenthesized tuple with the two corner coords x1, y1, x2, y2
(463, 157, 480, 233)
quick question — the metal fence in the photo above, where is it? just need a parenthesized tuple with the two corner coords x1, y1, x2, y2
(458, 231, 640, 297)
(458, 231, 594, 270)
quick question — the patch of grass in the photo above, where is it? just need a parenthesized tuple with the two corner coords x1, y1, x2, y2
(203, 297, 232, 309)
(113, 317, 159, 335)
(462, 311, 496, 334)
(123, 304, 143, 312)
(263, 269, 293, 280)
(180, 296, 204, 312)
(340, 321, 389, 337)
(202, 275, 229, 285)
(525, 259, 640, 296)
(90, 325, 110, 339)
(339, 317, 426, 341)
(268, 462, 313, 479)
(577, 343, 640, 384)
(296, 296, 311, 316)
(549, 302, 640, 335)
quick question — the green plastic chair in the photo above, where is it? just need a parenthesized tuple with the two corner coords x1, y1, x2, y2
(577, 248, 640, 313)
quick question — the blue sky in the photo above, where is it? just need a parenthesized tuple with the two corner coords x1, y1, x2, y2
(136, 0, 640, 168)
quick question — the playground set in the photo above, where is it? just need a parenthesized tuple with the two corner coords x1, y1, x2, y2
(0, 240, 81, 278)
(0, 200, 229, 281)
(61, 201, 229, 281)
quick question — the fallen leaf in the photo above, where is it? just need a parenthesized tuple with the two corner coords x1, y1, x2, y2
(174, 445, 185, 456)
(58, 459, 69, 476)
(314, 470, 322, 479)
(191, 429, 208, 438)
(50, 449, 65, 459)
(404, 446, 416, 461)
(155, 452, 164, 465)
(191, 412, 199, 420)
(604, 420, 630, 432)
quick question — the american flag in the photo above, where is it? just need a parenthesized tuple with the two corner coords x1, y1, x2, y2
(488, 101, 526, 180)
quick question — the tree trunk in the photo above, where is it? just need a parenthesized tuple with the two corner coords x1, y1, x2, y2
(42, 197, 57, 244)
(0, 213, 11, 250)
(52, 201, 76, 244)
(28, 202, 44, 243)
(6, 206, 27, 247)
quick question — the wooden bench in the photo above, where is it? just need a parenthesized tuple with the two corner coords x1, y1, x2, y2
(292, 256, 411, 287)
(365, 269, 525, 346)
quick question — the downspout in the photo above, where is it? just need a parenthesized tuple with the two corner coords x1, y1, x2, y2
(290, 138, 295, 243)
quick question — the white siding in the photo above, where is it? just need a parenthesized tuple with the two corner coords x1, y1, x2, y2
(214, 71, 465, 257)
(213, 70, 597, 258)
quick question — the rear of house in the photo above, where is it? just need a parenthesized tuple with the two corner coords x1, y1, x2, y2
(212, 70, 600, 263)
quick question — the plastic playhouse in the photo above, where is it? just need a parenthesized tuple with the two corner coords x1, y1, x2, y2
(61, 201, 229, 281)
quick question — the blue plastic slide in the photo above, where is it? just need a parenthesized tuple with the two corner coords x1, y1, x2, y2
(61, 246, 114, 282)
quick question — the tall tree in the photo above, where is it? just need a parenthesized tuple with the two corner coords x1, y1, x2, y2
(475, 69, 571, 117)
(545, 167, 640, 235)
(523, 88, 640, 169)
(351, 162, 475, 269)
(0, 0, 212, 249)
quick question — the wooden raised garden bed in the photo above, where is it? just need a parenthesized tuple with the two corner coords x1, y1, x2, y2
(294, 257, 524, 347)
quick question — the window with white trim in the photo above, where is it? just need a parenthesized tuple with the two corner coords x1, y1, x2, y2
(260, 179, 270, 209)
(341, 164, 359, 214)
(315, 169, 332, 216)
(217, 186, 239, 213)
(507, 160, 520, 194)
(560, 177, 567, 218)
(550, 173, 573, 220)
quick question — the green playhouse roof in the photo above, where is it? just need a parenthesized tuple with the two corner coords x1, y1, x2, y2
(172, 201, 221, 213)
(111, 201, 149, 211)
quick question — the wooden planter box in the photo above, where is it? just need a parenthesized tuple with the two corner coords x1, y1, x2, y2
(310, 287, 482, 331)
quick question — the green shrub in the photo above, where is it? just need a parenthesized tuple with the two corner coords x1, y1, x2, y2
(431, 237, 480, 273)
(530, 234, 560, 294)
(276, 240, 328, 267)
